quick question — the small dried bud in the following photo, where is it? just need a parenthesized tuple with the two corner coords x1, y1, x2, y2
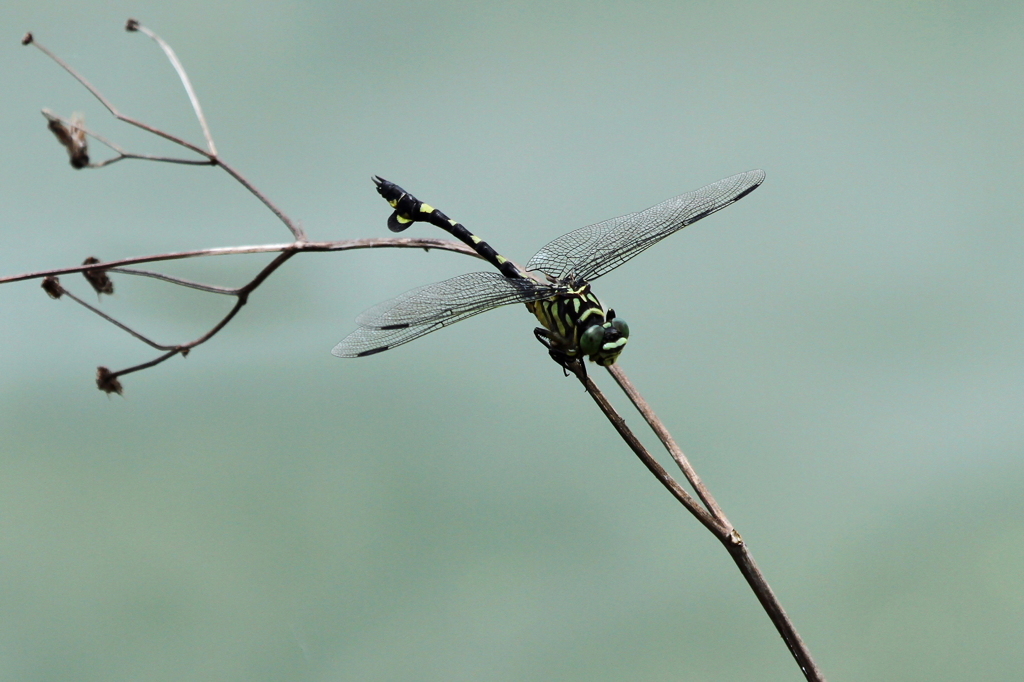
(43, 110, 90, 169)
(96, 367, 124, 395)
(125, 18, 140, 32)
(41, 275, 64, 299)
(45, 115, 72, 147)
(22, 33, 34, 46)
(66, 115, 89, 169)
(82, 256, 114, 295)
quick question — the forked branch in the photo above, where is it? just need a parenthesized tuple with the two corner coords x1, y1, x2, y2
(4, 238, 479, 392)
(23, 23, 305, 241)
(11, 23, 479, 392)
(599, 364, 824, 681)
(357, 174, 826, 681)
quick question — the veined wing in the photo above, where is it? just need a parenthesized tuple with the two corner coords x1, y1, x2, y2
(526, 170, 765, 283)
(333, 272, 549, 357)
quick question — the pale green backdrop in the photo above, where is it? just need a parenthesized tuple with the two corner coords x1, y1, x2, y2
(2, 2, 1023, 680)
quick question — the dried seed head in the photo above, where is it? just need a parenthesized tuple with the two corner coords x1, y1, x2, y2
(22, 33, 33, 46)
(43, 110, 90, 169)
(96, 367, 124, 395)
(67, 114, 89, 169)
(45, 114, 73, 148)
(82, 256, 114, 295)
(41, 275, 64, 299)
(125, 18, 140, 32)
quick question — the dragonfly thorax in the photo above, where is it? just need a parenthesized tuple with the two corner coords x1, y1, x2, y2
(526, 283, 630, 366)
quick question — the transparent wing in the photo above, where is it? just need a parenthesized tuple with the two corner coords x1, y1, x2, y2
(526, 169, 765, 282)
(332, 272, 550, 357)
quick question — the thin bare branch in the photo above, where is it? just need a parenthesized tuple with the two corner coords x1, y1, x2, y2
(127, 19, 217, 156)
(26, 29, 306, 240)
(0, 237, 480, 285)
(59, 287, 174, 351)
(89, 251, 298, 381)
(606, 363, 731, 526)
(106, 350, 180, 380)
(110, 267, 237, 294)
(215, 159, 307, 241)
(90, 154, 214, 168)
(3, 239, 481, 387)
(601, 363, 825, 681)
(24, 34, 210, 157)
(577, 365, 829, 681)
(42, 110, 216, 167)
(726, 541, 826, 681)
(568, 364, 726, 537)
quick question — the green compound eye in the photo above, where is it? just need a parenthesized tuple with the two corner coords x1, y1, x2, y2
(580, 324, 606, 356)
(611, 318, 630, 338)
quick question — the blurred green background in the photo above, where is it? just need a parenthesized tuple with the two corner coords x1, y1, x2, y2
(2, 1, 1023, 680)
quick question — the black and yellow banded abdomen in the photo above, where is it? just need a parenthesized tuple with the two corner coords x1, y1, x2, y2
(372, 176, 523, 280)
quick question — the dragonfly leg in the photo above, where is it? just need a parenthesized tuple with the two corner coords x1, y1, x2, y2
(533, 327, 586, 379)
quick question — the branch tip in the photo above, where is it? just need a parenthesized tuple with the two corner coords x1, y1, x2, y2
(44, 110, 90, 169)
(125, 18, 140, 32)
(96, 367, 124, 395)
(22, 32, 33, 46)
(41, 275, 64, 299)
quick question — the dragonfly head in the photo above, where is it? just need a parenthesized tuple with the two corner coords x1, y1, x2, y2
(579, 310, 629, 366)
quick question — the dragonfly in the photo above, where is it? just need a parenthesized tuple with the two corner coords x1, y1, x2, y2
(333, 170, 765, 375)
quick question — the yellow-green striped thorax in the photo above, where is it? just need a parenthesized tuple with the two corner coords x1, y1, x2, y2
(526, 283, 629, 367)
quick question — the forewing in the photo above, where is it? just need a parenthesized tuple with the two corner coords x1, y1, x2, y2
(332, 272, 546, 357)
(526, 170, 765, 282)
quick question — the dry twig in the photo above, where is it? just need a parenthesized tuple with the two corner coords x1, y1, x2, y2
(12, 23, 481, 392)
